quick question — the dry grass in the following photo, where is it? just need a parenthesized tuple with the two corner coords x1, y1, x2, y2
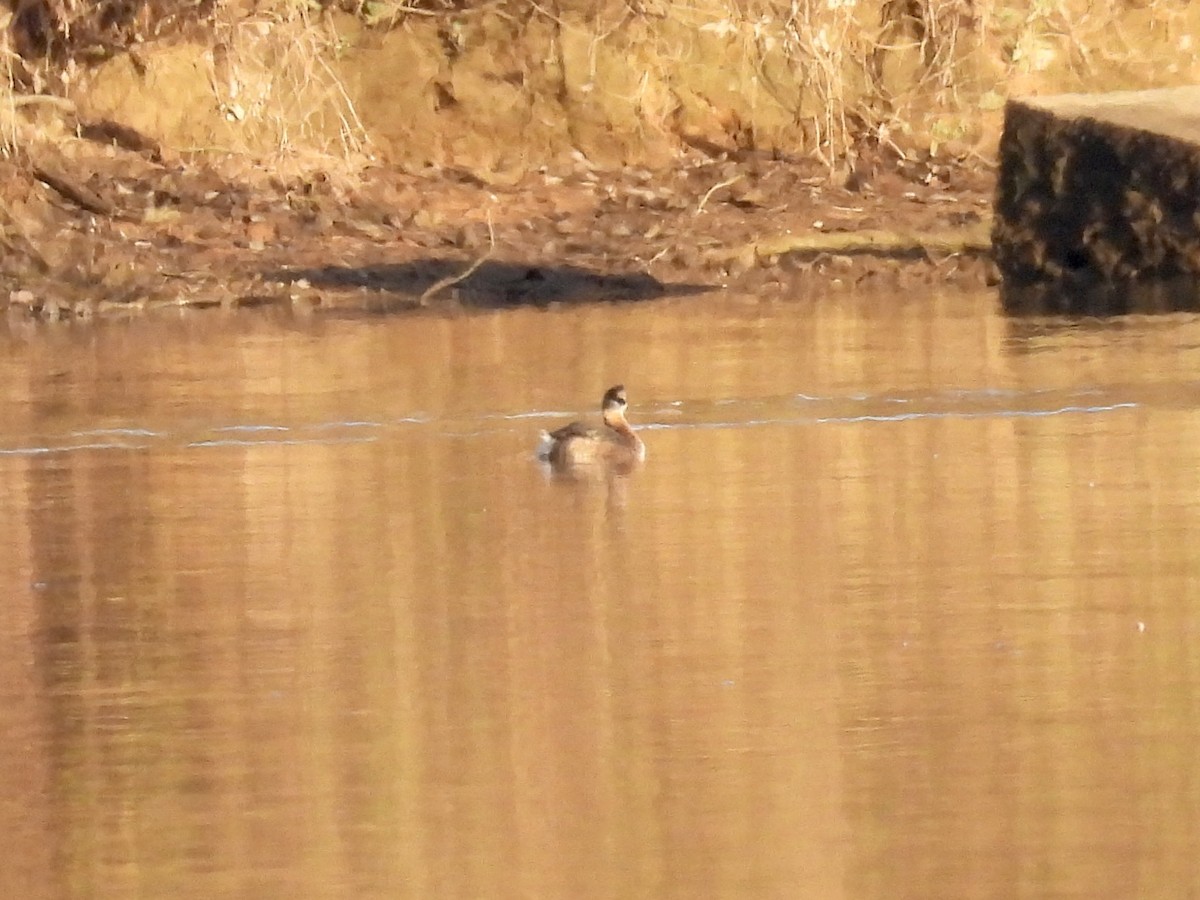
(0, 7, 18, 152)
(1, 0, 1198, 169)
(207, 3, 371, 162)
(9, 0, 219, 62)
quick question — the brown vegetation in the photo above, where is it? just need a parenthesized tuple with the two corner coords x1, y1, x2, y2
(0, 0, 1198, 318)
(7, 0, 1196, 163)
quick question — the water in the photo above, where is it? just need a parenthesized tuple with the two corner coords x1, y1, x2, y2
(1, 291, 1199, 899)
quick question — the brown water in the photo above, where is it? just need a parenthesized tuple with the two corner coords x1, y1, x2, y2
(1, 291, 1199, 900)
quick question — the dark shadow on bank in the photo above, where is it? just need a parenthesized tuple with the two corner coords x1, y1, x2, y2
(264, 259, 714, 312)
(1000, 276, 1200, 318)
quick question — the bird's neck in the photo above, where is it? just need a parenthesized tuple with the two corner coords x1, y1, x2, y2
(607, 416, 643, 454)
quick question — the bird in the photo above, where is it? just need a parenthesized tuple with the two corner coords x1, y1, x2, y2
(537, 385, 646, 469)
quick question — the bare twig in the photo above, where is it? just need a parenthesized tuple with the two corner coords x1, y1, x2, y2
(12, 95, 77, 113)
(419, 213, 496, 305)
(32, 165, 115, 216)
(696, 176, 741, 215)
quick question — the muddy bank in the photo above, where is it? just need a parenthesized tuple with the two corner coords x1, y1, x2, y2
(0, 133, 995, 322)
(6, 0, 1198, 320)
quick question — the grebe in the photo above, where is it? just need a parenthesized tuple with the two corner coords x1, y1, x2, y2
(537, 385, 646, 468)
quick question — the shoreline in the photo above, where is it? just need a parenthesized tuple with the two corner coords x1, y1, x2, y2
(0, 137, 997, 322)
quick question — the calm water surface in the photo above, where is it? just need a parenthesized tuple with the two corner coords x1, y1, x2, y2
(1, 290, 1199, 899)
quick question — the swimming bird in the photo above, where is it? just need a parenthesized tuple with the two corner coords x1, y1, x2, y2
(537, 385, 646, 468)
